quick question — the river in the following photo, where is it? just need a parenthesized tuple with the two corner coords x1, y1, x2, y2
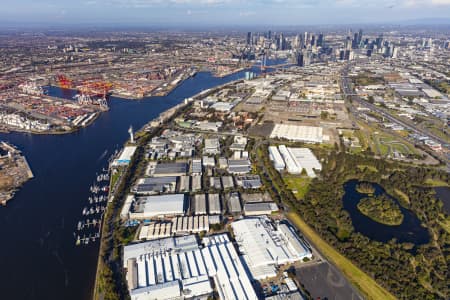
(0, 68, 262, 300)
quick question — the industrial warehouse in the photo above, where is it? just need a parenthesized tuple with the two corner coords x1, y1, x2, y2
(270, 124, 325, 143)
(231, 217, 313, 280)
(127, 194, 186, 219)
(112, 146, 137, 166)
(123, 234, 258, 300)
(123, 218, 311, 299)
(269, 145, 322, 177)
(114, 95, 326, 300)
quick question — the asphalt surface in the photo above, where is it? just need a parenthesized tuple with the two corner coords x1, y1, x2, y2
(341, 64, 449, 169)
(341, 66, 448, 148)
(296, 262, 363, 300)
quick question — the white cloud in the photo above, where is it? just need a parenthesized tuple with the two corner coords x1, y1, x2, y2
(401, 0, 450, 6)
(239, 10, 256, 16)
(431, 0, 450, 4)
(110, 0, 231, 6)
(104, 0, 450, 9)
(186, 9, 209, 14)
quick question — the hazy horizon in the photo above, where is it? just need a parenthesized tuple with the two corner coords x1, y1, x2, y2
(2, 0, 450, 27)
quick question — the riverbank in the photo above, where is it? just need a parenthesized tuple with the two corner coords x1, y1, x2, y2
(0, 112, 101, 136)
(0, 68, 261, 300)
(92, 72, 249, 300)
(0, 142, 34, 206)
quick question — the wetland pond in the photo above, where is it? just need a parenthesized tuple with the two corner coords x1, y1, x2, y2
(342, 180, 430, 245)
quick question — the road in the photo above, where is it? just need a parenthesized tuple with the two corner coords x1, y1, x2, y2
(253, 139, 363, 299)
(341, 66, 448, 148)
(341, 65, 449, 169)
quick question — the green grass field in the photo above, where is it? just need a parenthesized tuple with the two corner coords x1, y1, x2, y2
(109, 171, 121, 190)
(423, 178, 449, 187)
(284, 176, 312, 200)
(354, 130, 369, 150)
(287, 212, 397, 300)
(357, 164, 378, 172)
(393, 188, 410, 205)
(371, 133, 418, 157)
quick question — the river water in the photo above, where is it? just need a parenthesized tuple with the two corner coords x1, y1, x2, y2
(0, 69, 256, 300)
(342, 180, 430, 245)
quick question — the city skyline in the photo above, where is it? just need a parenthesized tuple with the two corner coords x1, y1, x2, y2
(0, 7, 449, 300)
(2, 0, 450, 26)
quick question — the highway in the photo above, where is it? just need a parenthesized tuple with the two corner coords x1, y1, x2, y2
(341, 65, 449, 150)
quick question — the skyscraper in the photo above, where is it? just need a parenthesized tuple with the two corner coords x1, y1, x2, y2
(294, 34, 301, 49)
(352, 33, 358, 49)
(392, 47, 398, 58)
(376, 35, 383, 49)
(357, 29, 363, 45)
(278, 33, 285, 50)
(345, 36, 352, 50)
(296, 52, 304, 67)
(247, 32, 252, 45)
(317, 33, 324, 47)
(311, 35, 316, 47)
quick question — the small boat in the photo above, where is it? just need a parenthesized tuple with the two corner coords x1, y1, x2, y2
(77, 221, 83, 231)
(82, 207, 87, 215)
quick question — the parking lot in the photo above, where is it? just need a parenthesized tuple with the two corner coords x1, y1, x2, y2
(296, 262, 363, 300)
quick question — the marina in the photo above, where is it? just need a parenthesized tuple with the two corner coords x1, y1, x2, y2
(75, 158, 115, 247)
(0, 70, 254, 300)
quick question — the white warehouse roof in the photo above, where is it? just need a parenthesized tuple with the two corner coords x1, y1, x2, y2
(278, 145, 302, 174)
(202, 234, 258, 300)
(124, 235, 212, 300)
(287, 147, 322, 178)
(130, 194, 185, 219)
(120, 195, 135, 219)
(275, 146, 322, 178)
(124, 234, 258, 300)
(268, 146, 285, 171)
(231, 217, 312, 280)
(270, 124, 323, 143)
(113, 146, 137, 166)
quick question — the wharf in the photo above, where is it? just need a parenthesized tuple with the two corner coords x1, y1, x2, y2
(20, 156, 34, 179)
(0, 142, 34, 206)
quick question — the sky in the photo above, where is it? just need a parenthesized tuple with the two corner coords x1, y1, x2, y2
(1, 0, 450, 27)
